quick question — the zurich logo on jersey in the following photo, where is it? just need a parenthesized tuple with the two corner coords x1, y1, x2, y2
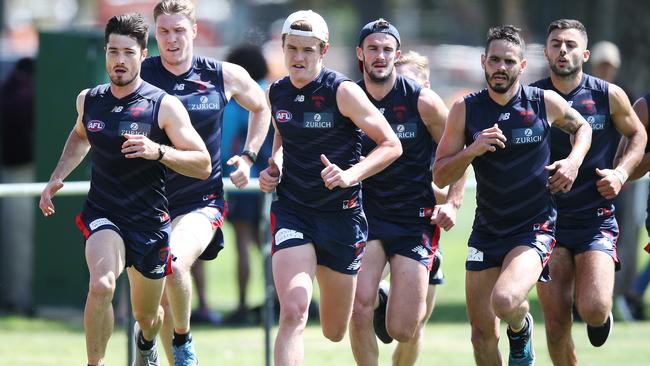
(276, 110, 292, 123)
(87, 120, 105, 132)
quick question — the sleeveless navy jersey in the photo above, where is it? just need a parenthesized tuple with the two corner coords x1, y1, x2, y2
(359, 75, 436, 223)
(465, 85, 555, 237)
(82, 81, 171, 230)
(269, 68, 362, 212)
(141, 56, 228, 212)
(532, 75, 619, 218)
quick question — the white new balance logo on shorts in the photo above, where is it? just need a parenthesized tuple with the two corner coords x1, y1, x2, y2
(467, 247, 484, 262)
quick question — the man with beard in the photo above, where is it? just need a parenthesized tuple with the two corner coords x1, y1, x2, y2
(434, 25, 592, 366)
(39, 13, 211, 366)
(348, 20, 463, 366)
(531, 19, 645, 364)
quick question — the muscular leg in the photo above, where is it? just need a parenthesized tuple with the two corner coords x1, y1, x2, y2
(491, 246, 542, 329)
(84, 230, 126, 366)
(575, 251, 615, 326)
(536, 247, 577, 366)
(386, 255, 428, 342)
(127, 267, 166, 342)
(392, 284, 436, 366)
(273, 245, 317, 366)
(466, 268, 502, 365)
(316, 265, 357, 342)
(161, 213, 215, 364)
(159, 291, 174, 366)
(350, 240, 386, 366)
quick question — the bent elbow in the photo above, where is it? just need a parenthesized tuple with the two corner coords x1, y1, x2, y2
(201, 161, 212, 180)
(392, 142, 403, 161)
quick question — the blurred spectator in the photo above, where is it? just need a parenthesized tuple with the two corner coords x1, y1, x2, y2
(589, 41, 647, 319)
(220, 44, 272, 325)
(0, 57, 36, 314)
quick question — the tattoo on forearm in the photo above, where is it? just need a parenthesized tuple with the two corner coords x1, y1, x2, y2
(559, 108, 581, 134)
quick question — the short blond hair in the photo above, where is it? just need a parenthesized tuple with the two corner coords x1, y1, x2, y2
(396, 50, 430, 81)
(153, 0, 196, 24)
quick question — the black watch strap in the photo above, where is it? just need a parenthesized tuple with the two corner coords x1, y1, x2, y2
(241, 149, 257, 163)
(157, 144, 166, 161)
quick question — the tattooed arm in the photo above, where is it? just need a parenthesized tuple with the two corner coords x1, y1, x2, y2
(544, 90, 592, 193)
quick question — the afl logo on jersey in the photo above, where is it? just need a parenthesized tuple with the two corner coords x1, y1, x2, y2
(87, 120, 105, 132)
(276, 110, 292, 123)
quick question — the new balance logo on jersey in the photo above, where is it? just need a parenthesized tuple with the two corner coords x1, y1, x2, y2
(411, 245, 429, 259)
(379, 107, 386, 115)
(467, 247, 484, 262)
(150, 264, 166, 275)
(498, 112, 510, 121)
(294, 95, 305, 102)
(173, 84, 185, 91)
(111, 106, 123, 113)
(568, 101, 574, 107)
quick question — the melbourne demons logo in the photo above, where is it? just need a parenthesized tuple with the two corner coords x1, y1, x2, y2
(276, 110, 292, 123)
(87, 120, 105, 132)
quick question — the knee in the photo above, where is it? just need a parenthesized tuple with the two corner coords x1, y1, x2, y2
(577, 301, 610, 326)
(491, 291, 520, 319)
(88, 276, 116, 301)
(133, 305, 163, 331)
(389, 323, 419, 343)
(278, 299, 310, 329)
(322, 323, 347, 342)
(351, 295, 375, 327)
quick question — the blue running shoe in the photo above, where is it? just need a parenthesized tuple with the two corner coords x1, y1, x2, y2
(507, 313, 534, 366)
(172, 339, 199, 366)
(587, 311, 613, 347)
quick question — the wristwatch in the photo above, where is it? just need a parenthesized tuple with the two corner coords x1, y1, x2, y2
(241, 149, 257, 163)
(157, 144, 167, 161)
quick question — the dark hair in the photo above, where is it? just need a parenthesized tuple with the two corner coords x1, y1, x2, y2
(226, 44, 268, 81)
(281, 21, 327, 52)
(485, 25, 525, 56)
(547, 19, 588, 45)
(105, 12, 149, 50)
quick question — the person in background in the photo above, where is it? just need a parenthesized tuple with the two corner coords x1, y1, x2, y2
(220, 44, 273, 325)
(589, 40, 647, 322)
(0, 57, 35, 315)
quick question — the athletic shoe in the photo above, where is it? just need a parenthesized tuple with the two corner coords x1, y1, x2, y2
(172, 339, 199, 366)
(132, 322, 160, 366)
(507, 313, 534, 366)
(587, 311, 613, 347)
(373, 281, 393, 344)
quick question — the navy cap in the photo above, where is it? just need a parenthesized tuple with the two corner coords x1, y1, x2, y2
(358, 18, 401, 47)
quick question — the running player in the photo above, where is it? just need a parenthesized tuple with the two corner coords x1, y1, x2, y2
(349, 21, 463, 366)
(39, 13, 211, 366)
(531, 19, 646, 364)
(141, 1, 271, 364)
(434, 25, 592, 366)
(258, 10, 402, 366)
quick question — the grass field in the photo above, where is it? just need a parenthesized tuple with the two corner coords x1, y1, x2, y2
(2, 189, 650, 365)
